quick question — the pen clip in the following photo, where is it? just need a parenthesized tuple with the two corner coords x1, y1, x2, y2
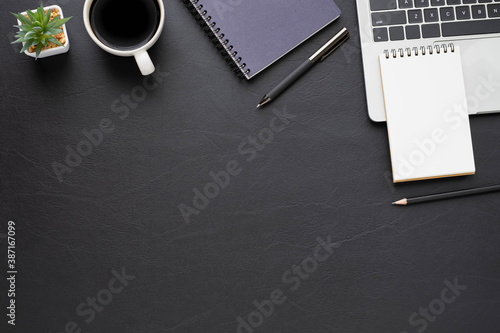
(309, 27, 349, 63)
(320, 30, 350, 62)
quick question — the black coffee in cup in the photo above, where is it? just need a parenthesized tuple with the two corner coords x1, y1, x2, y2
(90, 0, 161, 50)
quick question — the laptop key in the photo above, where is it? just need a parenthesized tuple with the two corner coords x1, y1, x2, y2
(463, 0, 477, 3)
(442, 18, 500, 36)
(415, 0, 430, 7)
(373, 27, 389, 41)
(371, 0, 397, 11)
(409, 9, 424, 22)
(406, 25, 421, 38)
(431, 0, 446, 5)
(472, 4, 487, 17)
(447, 0, 461, 4)
(488, 3, 500, 16)
(456, 6, 472, 18)
(422, 23, 441, 37)
(478, 0, 492, 2)
(440, 7, 456, 20)
(389, 26, 405, 40)
(372, 10, 408, 25)
(424, 8, 440, 20)
(399, 0, 414, 8)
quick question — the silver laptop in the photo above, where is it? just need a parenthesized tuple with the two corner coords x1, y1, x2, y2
(356, 0, 500, 122)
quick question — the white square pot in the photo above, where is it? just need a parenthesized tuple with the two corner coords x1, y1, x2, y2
(16, 5, 70, 59)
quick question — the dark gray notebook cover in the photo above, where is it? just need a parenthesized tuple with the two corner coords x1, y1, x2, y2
(192, 0, 342, 79)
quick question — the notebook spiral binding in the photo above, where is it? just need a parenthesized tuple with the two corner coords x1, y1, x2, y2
(181, 0, 250, 79)
(383, 43, 455, 59)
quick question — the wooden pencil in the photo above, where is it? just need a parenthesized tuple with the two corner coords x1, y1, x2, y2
(393, 184, 500, 206)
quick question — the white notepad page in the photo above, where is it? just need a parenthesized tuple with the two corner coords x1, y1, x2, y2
(379, 46, 475, 183)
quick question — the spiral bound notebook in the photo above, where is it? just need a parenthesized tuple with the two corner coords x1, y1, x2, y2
(379, 44, 476, 183)
(181, 0, 341, 79)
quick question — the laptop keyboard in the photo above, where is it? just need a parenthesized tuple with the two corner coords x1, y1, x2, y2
(371, 0, 500, 42)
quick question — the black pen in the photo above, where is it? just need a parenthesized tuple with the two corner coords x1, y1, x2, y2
(257, 27, 349, 108)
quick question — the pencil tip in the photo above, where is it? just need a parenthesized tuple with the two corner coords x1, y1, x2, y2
(393, 199, 407, 206)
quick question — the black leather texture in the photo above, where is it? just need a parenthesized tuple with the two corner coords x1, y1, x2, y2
(1, 0, 499, 332)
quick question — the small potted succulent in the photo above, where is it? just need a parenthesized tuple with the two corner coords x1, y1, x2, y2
(11, 2, 72, 59)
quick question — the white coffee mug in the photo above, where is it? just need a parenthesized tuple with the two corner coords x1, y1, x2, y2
(83, 0, 165, 76)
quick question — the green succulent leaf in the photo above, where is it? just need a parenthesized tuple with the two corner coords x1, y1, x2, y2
(48, 28, 62, 36)
(45, 16, 61, 29)
(47, 16, 71, 30)
(44, 18, 57, 29)
(19, 40, 35, 53)
(12, 12, 31, 26)
(48, 37, 64, 47)
(14, 24, 31, 31)
(43, 7, 51, 26)
(37, 6, 45, 22)
(25, 30, 36, 38)
(24, 30, 36, 38)
(12, 37, 27, 44)
(14, 31, 27, 38)
(35, 43, 43, 59)
(26, 9, 37, 22)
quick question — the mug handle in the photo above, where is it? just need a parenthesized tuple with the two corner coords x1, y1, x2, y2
(134, 50, 155, 76)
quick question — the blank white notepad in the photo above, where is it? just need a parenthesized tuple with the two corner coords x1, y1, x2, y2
(379, 45, 475, 183)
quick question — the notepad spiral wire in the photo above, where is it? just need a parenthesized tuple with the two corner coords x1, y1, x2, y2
(182, 0, 250, 79)
(383, 43, 455, 59)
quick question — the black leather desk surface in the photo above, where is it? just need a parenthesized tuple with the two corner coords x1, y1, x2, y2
(1, 0, 499, 332)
